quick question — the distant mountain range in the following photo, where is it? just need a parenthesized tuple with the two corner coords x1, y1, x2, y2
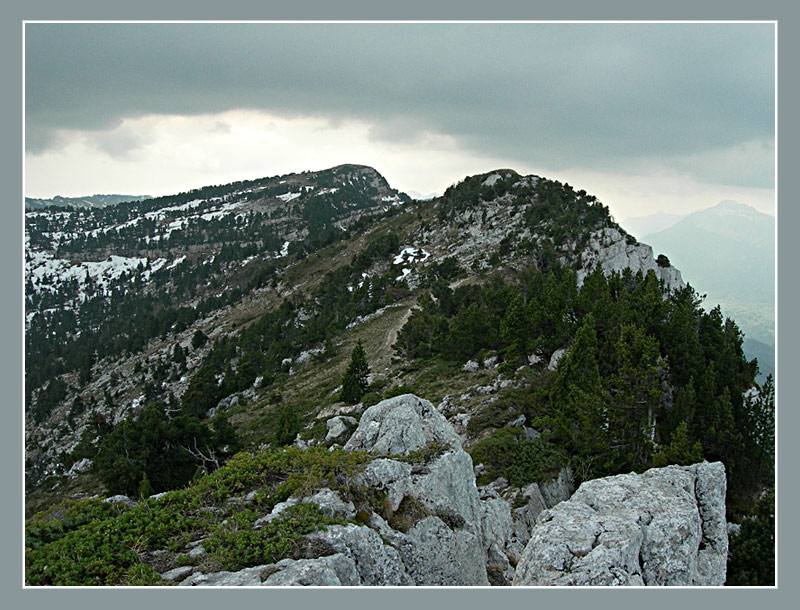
(406, 190, 440, 201)
(638, 200, 775, 382)
(25, 194, 151, 211)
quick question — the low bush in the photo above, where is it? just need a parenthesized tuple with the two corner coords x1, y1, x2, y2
(469, 427, 565, 487)
(360, 391, 382, 407)
(204, 503, 345, 571)
(25, 446, 369, 586)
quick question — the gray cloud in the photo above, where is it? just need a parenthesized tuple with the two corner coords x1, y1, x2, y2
(88, 126, 147, 159)
(25, 22, 775, 187)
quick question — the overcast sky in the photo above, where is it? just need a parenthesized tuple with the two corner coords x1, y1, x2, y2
(24, 22, 775, 220)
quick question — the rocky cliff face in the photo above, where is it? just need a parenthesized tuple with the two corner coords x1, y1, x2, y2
(171, 395, 726, 587)
(576, 227, 685, 290)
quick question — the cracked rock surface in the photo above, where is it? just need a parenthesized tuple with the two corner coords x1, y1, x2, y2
(576, 228, 685, 291)
(344, 393, 462, 455)
(512, 462, 727, 586)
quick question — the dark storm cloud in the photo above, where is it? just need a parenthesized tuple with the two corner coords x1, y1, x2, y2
(25, 22, 775, 187)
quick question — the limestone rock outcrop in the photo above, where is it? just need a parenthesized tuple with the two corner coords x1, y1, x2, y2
(177, 396, 728, 587)
(344, 394, 491, 585)
(390, 516, 488, 586)
(304, 524, 412, 586)
(325, 415, 358, 442)
(180, 564, 270, 586)
(510, 467, 574, 547)
(261, 554, 361, 586)
(183, 394, 495, 587)
(344, 393, 462, 455)
(512, 462, 728, 586)
(577, 228, 685, 291)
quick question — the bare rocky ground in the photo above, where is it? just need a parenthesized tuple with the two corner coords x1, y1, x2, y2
(142, 394, 727, 587)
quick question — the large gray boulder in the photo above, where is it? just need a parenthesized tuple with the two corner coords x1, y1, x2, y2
(160, 566, 194, 582)
(512, 462, 728, 586)
(538, 466, 574, 508)
(692, 461, 729, 583)
(347, 395, 483, 534)
(102, 494, 138, 509)
(344, 394, 462, 455)
(261, 554, 361, 586)
(180, 564, 269, 586)
(306, 488, 356, 520)
(512, 483, 549, 547)
(391, 517, 490, 586)
(409, 449, 484, 531)
(357, 458, 415, 512)
(254, 489, 355, 529)
(479, 489, 514, 563)
(305, 525, 411, 586)
(478, 488, 517, 583)
(343, 394, 491, 584)
(325, 415, 358, 442)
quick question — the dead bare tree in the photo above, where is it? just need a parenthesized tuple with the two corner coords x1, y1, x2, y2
(182, 437, 221, 473)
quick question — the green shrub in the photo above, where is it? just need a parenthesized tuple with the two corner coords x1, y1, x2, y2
(360, 392, 382, 407)
(25, 447, 370, 586)
(205, 503, 344, 571)
(383, 384, 412, 399)
(25, 498, 206, 586)
(466, 397, 522, 435)
(26, 499, 125, 551)
(470, 427, 565, 487)
(299, 420, 328, 441)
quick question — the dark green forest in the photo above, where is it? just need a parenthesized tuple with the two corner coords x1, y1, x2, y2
(394, 263, 773, 515)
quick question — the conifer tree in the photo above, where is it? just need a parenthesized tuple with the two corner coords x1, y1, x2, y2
(548, 314, 610, 479)
(726, 488, 775, 585)
(172, 342, 186, 364)
(447, 302, 491, 361)
(653, 421, 703, 467)
(274, 405, 300, 446)
(661, 380, 696, 442)
(191, 329, 209, 350)
(605, 324, 661, 471)
(340, 341, 370, 404)
(500, 291, 530, 365)
(747, 374, 775, 483)
(661, 287, 704, 388)
(137, 472, 154, 500)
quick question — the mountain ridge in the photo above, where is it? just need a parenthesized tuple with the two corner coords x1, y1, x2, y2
(24, 164, 773, 586)
(25, 165, 676, 483)
(25, 193, 152, 211)
(22, 165, 733, 491)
